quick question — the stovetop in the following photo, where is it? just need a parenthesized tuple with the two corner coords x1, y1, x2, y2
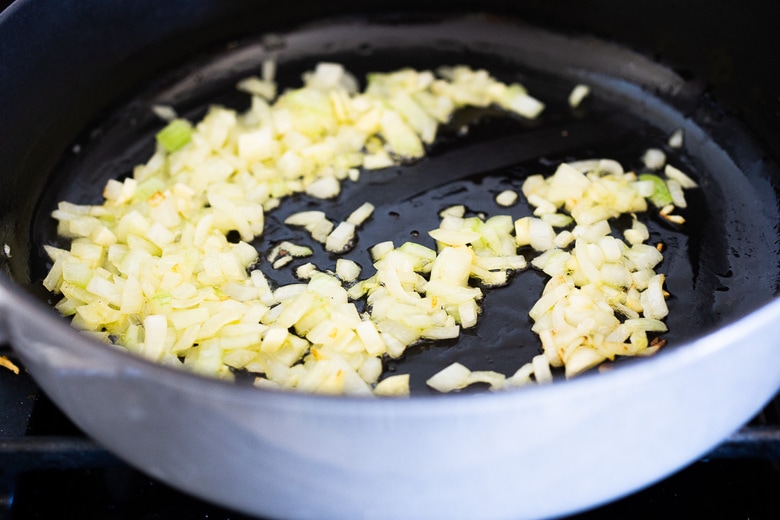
(2, 343, 780, 519)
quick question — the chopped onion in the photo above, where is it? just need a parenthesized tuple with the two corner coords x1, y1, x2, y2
(495, 189, 519, 207)
(295, 262, 319, 280)
(668, 128, 684, 149)
(325, 221, 356, 254)
(374, 374, 410, 396)
(666, 178, 687, 208)
(346, 202, 375, 226)
(335, 258, 362, 282)
(664, 164, 699, 188)
(568, 84, 591, 108)
(151, 104, 177, 122)
(305, 176, 341, 199)
(532, 354, 553, 384)
(268, 241, 313, 269)
(641, 148, 666, 170)
(426, 362, 472, 392)
(44, 59, 693, 396)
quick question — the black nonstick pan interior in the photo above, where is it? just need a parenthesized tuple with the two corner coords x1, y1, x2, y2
(26, 14, 780, 394)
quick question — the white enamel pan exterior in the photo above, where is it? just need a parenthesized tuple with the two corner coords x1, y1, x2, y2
(3, 277, 780, 519)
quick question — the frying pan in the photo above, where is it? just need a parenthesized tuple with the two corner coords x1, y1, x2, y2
(2, 1, 780, 518)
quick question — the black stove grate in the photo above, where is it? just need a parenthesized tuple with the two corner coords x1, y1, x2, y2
(2, 344, 780, 519)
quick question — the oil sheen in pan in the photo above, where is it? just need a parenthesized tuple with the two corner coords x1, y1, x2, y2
(30, 16, 779, 394)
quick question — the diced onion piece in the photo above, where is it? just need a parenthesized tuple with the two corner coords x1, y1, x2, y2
(568, 84, 591, 108)
(421, 325, 461, 340)
(439, 205, 465, 218)
(515, 217, 555, 252)
(236, 76, 277, 100)
(640, 274, 669, 320)
(429, 228, 481, 247)
(565, 347, 605, 378)
(374, 374, 410, 396)
(664, 164, 698, 188)
(268, 241, 313, 269)
(325, 222, 356, 253)
(553, 230, 575, 249)
(370, 241, 395, 261)
(624, 218, 650, 245)
(379, 109, 424, 159)
(466, 370, 506, 390)
(426, 362, 472, 392)
(346, 202, 375, 226)
(506, 363, 534, 387)
(151, 104, 177, 122)
(335, 258, 361, 282)
(142, 315, 168, 362)
(429, 246, 473, 287)
(306, 176, 341, 199)
(531, 355, 553, 384)
(668, 129, 684, 149)
(641, 148, 666, 170)
(666, 178, 687, 208)
(501, 90, 545, 119)
(541, 213, 574, 229)
(284, 210, 328, 227)
(363, 152, 395, 170)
